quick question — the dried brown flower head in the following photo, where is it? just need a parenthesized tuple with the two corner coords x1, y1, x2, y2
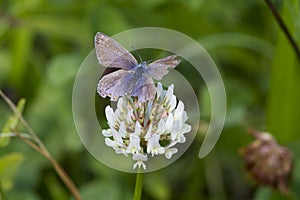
(239, 128, 293, 195)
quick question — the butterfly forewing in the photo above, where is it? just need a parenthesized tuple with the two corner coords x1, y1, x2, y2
(95, 32, 138, 69)
(146, 55, 181, 80)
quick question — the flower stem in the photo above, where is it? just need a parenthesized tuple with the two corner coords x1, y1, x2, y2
(133, 173, 144, 200)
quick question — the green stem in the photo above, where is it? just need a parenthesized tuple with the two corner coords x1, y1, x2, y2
(133, 173, 144, 200)
(264, 0, 300, 59)
(0, 183, 6, 200)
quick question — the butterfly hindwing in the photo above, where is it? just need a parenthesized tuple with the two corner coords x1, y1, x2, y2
(146, 55, 181, 80)
(97, 69, 135, 100)
(132, 76, 156, 102)
(95, 32, 138, 69)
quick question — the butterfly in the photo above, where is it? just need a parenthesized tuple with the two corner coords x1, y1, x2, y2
(95, 32, 181, 102)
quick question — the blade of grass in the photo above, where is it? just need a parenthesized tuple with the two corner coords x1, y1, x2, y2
(267, 0, 300, 142)
(265, 0, 300, 59)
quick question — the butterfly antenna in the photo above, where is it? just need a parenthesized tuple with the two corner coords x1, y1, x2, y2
(131, 45, 143, 63)
(146, 59, 154, 64)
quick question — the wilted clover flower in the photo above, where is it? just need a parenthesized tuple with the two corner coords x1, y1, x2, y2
(240, 129, 293, 194)
(102, 82, 191, 170)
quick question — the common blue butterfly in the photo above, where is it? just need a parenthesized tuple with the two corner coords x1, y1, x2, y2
(95, 32, 180, 102)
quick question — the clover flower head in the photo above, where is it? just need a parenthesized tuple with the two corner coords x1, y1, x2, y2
(240, 129, 293, 194)
(102, 82, 191, 170)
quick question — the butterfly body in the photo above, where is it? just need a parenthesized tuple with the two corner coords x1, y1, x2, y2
(124, 63, 147, 96)
(95, 32, 181, 102)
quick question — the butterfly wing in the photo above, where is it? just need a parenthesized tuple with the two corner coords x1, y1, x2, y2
(132, 55, 180, 102)
(132, 75, 156, 103)
(95, 32, 138, 69)
(146, 55, 181, 80)
(97, 69, 135, 101)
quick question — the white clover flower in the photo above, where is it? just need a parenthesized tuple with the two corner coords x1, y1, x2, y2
(147, 134, 165, 157)
(164, 141, 178, 159)
(133, 153, 148, 170)
(127, 133, 141, 154)
(101, 82, 191, 170)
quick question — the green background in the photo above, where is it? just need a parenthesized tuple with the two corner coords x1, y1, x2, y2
(0, 0, 300, 199)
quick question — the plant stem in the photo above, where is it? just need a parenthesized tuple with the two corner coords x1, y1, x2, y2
(133, 173, 144, 200)
(264, 0, 300, 59)
(0, 90, 82, 200)
(42, 150, 82, 200)
(12, 131, 82, 200)
(0, 90, 44, 148)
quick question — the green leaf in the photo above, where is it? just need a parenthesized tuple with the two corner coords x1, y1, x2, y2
(267, 0, 300, 143)
(0, 98, 26, 147)
(0, 50, 11, 88)
(9, 27, 33, 91)
(0, 153, 24, 191)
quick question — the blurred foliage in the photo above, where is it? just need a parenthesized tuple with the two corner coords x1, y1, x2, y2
(0, 153, 23, 191)
(0, 99, 25, 197)
(0, 98, 25, 146)
(0, 0, 300, 200)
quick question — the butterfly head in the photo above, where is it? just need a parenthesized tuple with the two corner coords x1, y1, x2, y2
(135, 61, 147, 69)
